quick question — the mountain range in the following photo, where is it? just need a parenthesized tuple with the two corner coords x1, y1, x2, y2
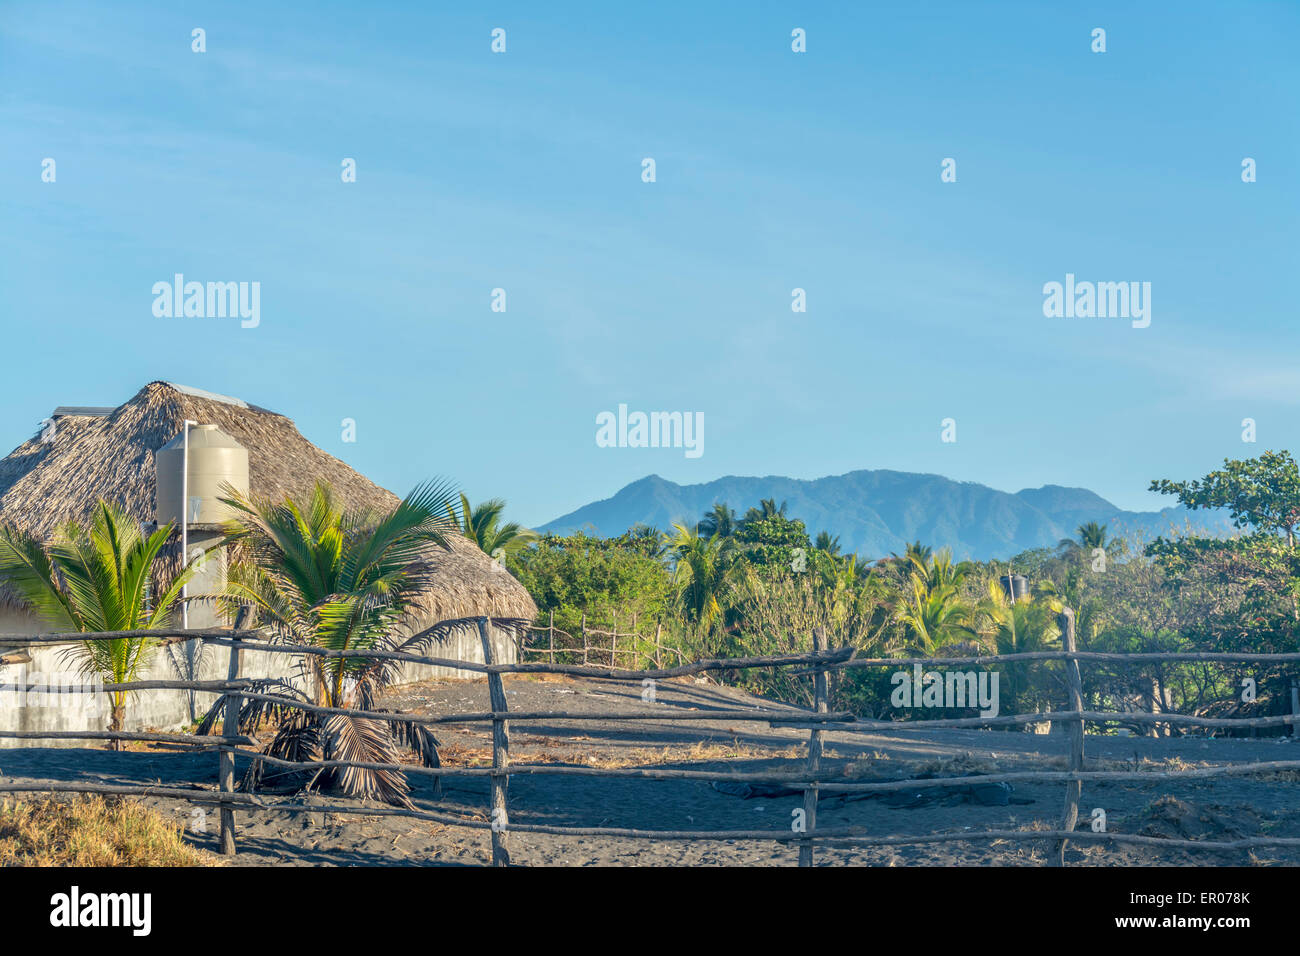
(539, 470, 1233, 560)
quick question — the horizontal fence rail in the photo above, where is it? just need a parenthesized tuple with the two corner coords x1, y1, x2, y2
(0, 619, 1297, 865)
(518, 611, 690, 670)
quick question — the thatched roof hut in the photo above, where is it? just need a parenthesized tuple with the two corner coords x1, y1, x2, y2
(0, 381, 537, 628)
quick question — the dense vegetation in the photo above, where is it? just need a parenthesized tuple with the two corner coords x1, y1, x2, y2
(507, 452, 1300, 734)
(4, 452, 1296, 779)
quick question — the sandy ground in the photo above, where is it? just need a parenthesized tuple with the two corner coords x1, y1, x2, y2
(3, 674, 1299, 866)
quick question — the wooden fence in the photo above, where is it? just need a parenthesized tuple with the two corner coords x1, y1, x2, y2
(2, 614, 1300, 867)
(518, 610, 689, 669)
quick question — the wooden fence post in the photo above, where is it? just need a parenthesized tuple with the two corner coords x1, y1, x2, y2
(581, 613, 588, 666)
(548, 609, 555, 660)
(799, 627, 828, 867)
(219, 633, 242, 856)
(653, 621, 663, 669)
(611, 610, 618, 668)
(1052, 607, 1084, 866)
(478, 616, 511, 866)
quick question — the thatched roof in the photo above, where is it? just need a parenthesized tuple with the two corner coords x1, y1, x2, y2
(0, 382, 536, 624)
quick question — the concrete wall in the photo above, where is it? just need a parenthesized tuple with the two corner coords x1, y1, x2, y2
(384, 621, 520, 684)
(0, 609, 518, 748)
(0, 607, 310, 748)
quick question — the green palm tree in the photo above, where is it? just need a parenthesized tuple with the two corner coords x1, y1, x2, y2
(1077, 521, 1108, 550)
(0, 501, 193, 746)
(1058, 521, 1108, 555)
(451, 494, 538, 562)
(906, 547, 967, 593)
(903, 541, 932, 562)
(204, 480, 461, 805)
(623, 523, 668, 558)
(667, 522, 736, 642)
(814, 530, 842, 556)
(895, 579, 977, 654)
(741, 497, 788, 527)
(890, 546, 983, 654)
(887, 540, 933, 573)
(698, 502, 738, 539)
(973, 580, 1064, 717)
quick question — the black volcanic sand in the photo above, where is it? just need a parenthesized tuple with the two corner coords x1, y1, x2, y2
(3, 675, 1299, 866)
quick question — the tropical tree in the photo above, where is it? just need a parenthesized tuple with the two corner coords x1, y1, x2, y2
(1077, 521, 1108, 551)
(667, 523, 736, 645)
(1152, 451, 1300, 621)
(732, 503, 811, 575)
(905, 547, 968, 593)
(740, 497, 788, 529)
(510, 530, 674, 636)
(972, 580, 1064, 719)
(885, 541, 933, 577)
(451, 494, 538, 561)
(698, 503, 738, 539)
(887, 546, 984, 654)
(814, 531, 842, 556)
(0, 501, 193, 746)
(203, 480, 461, 805)
(1058, 521, 1108, 556)
(728, 562, 891, 707)
(623, 523, 668, 558)
(902, 541, 932, 564)
(1151, 450, 1300, 549)
(895, 578, 976, 654)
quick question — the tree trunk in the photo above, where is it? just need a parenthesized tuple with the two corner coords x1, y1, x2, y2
(110, 702, 126, 751)
(1144, 677, 1162, 737)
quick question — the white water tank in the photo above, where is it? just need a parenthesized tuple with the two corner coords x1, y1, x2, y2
(155, 424, 249, 529)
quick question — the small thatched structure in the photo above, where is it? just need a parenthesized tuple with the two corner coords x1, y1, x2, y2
(0, 381, 536, 628)
(0, 382, 536, 744)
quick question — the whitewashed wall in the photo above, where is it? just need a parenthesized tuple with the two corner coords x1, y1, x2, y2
(0, 610, 517, 748)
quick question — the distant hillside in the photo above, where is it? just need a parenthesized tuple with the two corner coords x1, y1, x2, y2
(539, 470, 1232, 560)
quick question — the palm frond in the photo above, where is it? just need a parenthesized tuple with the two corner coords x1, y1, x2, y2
(242, 709, 322, 792)
(319, 712, 411, 806)
(196, 678, 311, 736)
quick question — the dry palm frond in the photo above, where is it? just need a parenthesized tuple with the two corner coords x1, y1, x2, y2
(319, 712, 410, 806)
(242, 708, 322, 792)
(195, 678, 310, 736)
(389, 719, 441, 770)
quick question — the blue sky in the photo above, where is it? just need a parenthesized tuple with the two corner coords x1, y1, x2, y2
(2, 1, 1297, 527)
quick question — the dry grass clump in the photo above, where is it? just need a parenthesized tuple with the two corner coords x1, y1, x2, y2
(0, 795, 219, 867)
(1134, 794, 1257, 842)
(912, 751, 1000, 777)
(841, 751, 892, 778)
(1074, 754, 1211, 773)
(1255, 768, 1300, 783)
